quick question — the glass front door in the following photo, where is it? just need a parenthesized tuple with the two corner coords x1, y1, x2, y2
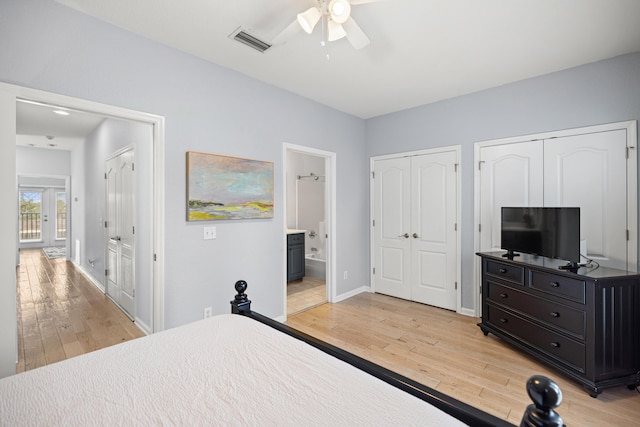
(19, 187, 66, 247)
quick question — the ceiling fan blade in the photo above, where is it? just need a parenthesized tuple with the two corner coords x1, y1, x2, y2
(342, 17, 370, 49)
(327, 20, 347, 41)
(271, 18, 302, 45)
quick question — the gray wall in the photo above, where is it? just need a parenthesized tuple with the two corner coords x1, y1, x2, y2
(366, 52, 640, 308)
(1, 0, 638, 377)
(76, 118, 154, 329)
(16, 146, 70, 176)
(0, 0, 368, 335)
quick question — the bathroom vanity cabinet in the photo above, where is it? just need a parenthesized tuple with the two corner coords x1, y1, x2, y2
(287, 232, 305, 282)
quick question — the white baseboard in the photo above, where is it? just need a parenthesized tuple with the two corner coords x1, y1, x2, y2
(71, 260, 105, 293)
(272, 315, 286, 323)
(134, 318, 151, 335)
(459, 307, 478, 317)
(338, 285, 478, 318)
(334, 285, 371, 303)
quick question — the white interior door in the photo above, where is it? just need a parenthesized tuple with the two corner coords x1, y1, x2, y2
(372, 149, 459, 310)
(478, 124, 636, 271)
(372, 157, 412, 299)
(410, 151, 458, 310)
(106, 148, 136, 319)
(478, 141, 544, 252)
(544, 130, 630, 270)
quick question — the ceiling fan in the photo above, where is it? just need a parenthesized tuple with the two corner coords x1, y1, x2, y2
(272, 0, 382, 50)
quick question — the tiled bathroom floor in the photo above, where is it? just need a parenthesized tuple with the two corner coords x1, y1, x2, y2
(287, 276, 326, 316)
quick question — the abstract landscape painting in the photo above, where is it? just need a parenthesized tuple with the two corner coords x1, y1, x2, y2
(187, 151, 274, 221)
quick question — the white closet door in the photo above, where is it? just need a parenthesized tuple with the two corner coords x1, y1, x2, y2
(479, 141, 544, 252)
(410, 151, 457, 310)
(105, 148, 136, 319)
(544, 130, 629, 270)
(372, 157, 412, 299)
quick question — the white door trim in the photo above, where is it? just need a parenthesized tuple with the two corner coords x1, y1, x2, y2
(2, 82, 166, 335)
(473, 120, 638, 317)
(370, 145, 462, 314)
(282, 143, 337, 316)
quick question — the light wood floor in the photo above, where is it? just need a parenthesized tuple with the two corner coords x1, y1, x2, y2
(16, 249, 145, 373)
(287, 276, 326, 316)
(287, 292, 640, 426)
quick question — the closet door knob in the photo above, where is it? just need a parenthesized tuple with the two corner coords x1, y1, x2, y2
(412, 233, 419, 238)
(398, 233, 409, 238)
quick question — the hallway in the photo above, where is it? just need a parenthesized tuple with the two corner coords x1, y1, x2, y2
(16, 249, 144, 373)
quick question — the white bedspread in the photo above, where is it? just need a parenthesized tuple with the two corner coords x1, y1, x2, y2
(0, 314, 466, 426)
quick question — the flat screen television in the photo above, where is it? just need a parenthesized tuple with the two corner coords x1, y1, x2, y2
(501, 207, 580, 268)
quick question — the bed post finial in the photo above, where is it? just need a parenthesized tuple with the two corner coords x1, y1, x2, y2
(520, 375, 563, 427)
(231, 280, 251, 314)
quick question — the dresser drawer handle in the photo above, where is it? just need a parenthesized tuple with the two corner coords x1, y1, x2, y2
(550, 342, 560, 348)
(499, 293, 508, 299)
(550, 312, 560, 318)
(500, 318, 508, 324)
(550, 281, 560, 288)
(499, 268, 508, 274)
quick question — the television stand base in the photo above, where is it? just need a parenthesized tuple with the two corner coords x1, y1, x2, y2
(502, 250, 520, 260)
(558, 262, 580, 272)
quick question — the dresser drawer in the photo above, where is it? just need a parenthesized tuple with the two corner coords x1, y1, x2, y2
(529, 270, 586, 304)
(486, 281, 586, 339)
(486, 305, 586, 372)
(287, 233, 304, 245)
(485, 260, 524, 285)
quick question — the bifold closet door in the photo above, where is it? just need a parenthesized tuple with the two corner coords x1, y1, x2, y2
(478, 141, 544, 253)
(410, 151, 457, 310)
(372, 151, 458, 310)
(544, 130, 629, 270)
(478, 128, 634, 271)
(372, 157, 412, 300)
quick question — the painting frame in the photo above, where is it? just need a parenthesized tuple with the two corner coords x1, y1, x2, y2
(186, 151, 274, 221)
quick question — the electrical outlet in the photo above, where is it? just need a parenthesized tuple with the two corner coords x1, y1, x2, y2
(343, 271, 348, 280)
(203, 307, 212, 318)
(203, 226, 216, 240)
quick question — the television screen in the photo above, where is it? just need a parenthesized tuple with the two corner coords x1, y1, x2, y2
(501, 207, 580, 264)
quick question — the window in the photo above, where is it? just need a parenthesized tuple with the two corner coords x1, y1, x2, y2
(56, 192, 67, 239)
(19, 190, 42, 241)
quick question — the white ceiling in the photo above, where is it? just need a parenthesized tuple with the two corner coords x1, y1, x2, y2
(16, 100, 105, 151)
(16, 0, 640, 145)
(50, 0, 640, 119)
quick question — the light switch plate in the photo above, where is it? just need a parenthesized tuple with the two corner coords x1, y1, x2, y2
(203, 226, 216, 240)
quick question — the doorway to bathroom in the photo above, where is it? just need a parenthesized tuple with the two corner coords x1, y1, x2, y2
(284, 144, 335, 317)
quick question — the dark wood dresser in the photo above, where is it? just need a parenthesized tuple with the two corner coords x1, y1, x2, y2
(477, 251, 640, 396)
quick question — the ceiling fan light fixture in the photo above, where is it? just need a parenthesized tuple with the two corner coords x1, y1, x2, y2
(297, 7, 322, 34)
(329, 0, 351, 24)
(327, 20, 346, 41)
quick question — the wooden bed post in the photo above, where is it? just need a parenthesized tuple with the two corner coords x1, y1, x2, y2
(520, 375, 563, 427)
(230, 280, 251, 314)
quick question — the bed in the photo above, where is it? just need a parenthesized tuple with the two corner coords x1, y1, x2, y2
(0, 280, 563, 426)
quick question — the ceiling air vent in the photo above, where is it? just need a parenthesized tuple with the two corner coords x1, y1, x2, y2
(231, 29, 271, 53)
